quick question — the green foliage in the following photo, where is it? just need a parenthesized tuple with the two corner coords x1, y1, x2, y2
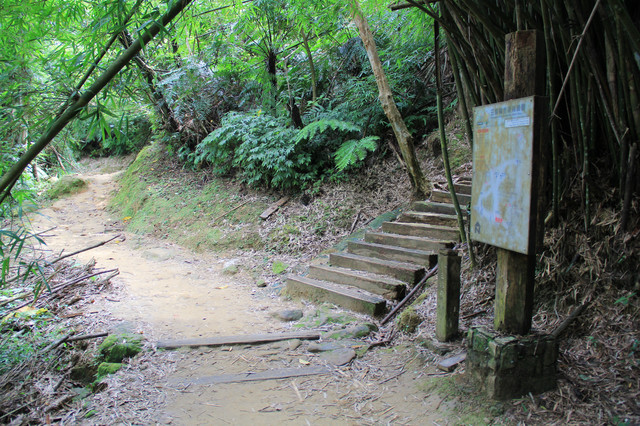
(192, 111, 313, 190)
(0, 308, 56, 375)
(192, 111, 379, 190)
(294, 119, 360, 143)
(334, 136, 378, 171)
(271, 260, 288, 275)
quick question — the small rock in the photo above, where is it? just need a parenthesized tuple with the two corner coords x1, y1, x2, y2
(287, 339, 302, 350)
(222, 259, 240, 275)
(324, 323, 378, 340)
(222, 265, 239, 275)
(308, 342, 343, 353)
(272, 309, 303, 322)
(256, 279, 267, 288)
(319, 348, 356, 366)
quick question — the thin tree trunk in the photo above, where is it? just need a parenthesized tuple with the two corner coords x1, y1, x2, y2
(352, 0, 431, 198)
(301, 30, 317, 102)
(0, 0, 194, 203)
(435, 19, 475, 267)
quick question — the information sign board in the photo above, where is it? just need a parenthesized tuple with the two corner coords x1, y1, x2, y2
(470, 96, 536, 254)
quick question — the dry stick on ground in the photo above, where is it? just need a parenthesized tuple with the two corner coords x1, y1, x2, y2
(349, 210, 362, 234)
(46, 234, 123, 266)
(7, 269, 119, 313)
(2, 234, 122, 287)
(380, 265, 438, 325)
(46, 332, 110, 352)
(211, 200, 250, 223)
(551, 301, 589, 338)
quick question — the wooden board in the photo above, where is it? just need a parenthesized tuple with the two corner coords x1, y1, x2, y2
(157, 331, 320, 349)
(170, 366, 332, 386)
(260, 196, 289, 220)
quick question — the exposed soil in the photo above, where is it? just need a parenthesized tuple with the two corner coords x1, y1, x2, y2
(24, 159, 467, 424)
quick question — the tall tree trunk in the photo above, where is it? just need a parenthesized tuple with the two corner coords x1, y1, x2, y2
(351, 1, 431, 198)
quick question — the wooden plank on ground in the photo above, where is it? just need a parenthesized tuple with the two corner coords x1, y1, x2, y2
(260, 196, 289, 220)
(157, 331, 320, 349)
(437, 352, 467, 372)
(170, 366, 332, 386)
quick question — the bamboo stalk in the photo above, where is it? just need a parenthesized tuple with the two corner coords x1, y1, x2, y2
(434, 18, 474, 267)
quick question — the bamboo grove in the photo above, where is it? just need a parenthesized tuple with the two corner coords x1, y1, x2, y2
(398, 0, 639, 232)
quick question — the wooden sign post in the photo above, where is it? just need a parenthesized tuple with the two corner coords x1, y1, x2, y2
(494, 30, 547, 334)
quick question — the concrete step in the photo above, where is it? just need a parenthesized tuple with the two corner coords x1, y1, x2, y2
(329, 253, 425, 284)
(431, 190, 471, 205)
(308, 265, 406, 300)
(286, 275, 386, 316)
(347, 240, 435, 267)
(382, 222, 460, 241)
(365, 232, 454, 252)
(399, 211, 462, 227)
(453, 183, 472, 195)
(411, 201, 459, 215)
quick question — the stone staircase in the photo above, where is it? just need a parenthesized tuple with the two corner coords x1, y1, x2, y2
(286, 183, 472, 317)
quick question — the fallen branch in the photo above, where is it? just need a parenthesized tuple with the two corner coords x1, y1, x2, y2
(211, 200, 250, 224)
(381, 265, 438, 325)
(67, 332, 109, 343)
(47, 234, 123, 266)
(7, 268, 119, 313)
(349, 210, 362, 234)
(551, 302, 589, 338)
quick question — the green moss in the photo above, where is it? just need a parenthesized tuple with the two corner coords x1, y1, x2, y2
(98, 333, 144, 363)
(46, 175, 87, 199)
(397, 307, 422, 333)
(96, 362, 122, 377)
(272, 261, 288, 275)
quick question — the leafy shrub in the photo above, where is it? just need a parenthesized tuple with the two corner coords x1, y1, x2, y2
(192, 111, 313, 190)
(192, 111, 378, 190)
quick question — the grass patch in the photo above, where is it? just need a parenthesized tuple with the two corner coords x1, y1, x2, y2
(108, 144, 268, 254)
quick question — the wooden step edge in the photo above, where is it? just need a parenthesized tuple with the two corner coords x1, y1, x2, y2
(286, 275, 386, 316)
(308, 265, 406, 300)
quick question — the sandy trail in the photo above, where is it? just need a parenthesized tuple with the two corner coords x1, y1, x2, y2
(30, 171, 279, 339)
(28, 168, 449, 425)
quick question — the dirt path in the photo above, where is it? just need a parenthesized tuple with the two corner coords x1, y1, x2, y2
(29, 167, 452, 425)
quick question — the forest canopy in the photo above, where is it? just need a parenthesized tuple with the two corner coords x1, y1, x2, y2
(0, 0, 638, 230)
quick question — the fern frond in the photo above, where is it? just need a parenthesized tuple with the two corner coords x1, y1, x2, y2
(294, 119, 361, 143)
(334, 136, 378, 171)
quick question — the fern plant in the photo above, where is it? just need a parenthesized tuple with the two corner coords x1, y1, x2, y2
(334, 136, 378, 171)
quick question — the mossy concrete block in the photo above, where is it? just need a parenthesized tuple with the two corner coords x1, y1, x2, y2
(99, 333, 144, 363)
(466, 327, 558, 400)
(97, 362, 122, 377)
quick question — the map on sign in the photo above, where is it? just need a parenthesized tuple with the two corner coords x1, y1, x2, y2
(470, 96, 535, 254)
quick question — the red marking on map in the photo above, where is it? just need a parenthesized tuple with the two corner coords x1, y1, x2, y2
(477, 128, 489, 134)
(495, 217, 503, 223)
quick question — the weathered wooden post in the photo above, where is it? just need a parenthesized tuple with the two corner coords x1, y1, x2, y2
(494, 30, 546, 334)
(467, 30, 556, 400)
(436, 249, 461, 342)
